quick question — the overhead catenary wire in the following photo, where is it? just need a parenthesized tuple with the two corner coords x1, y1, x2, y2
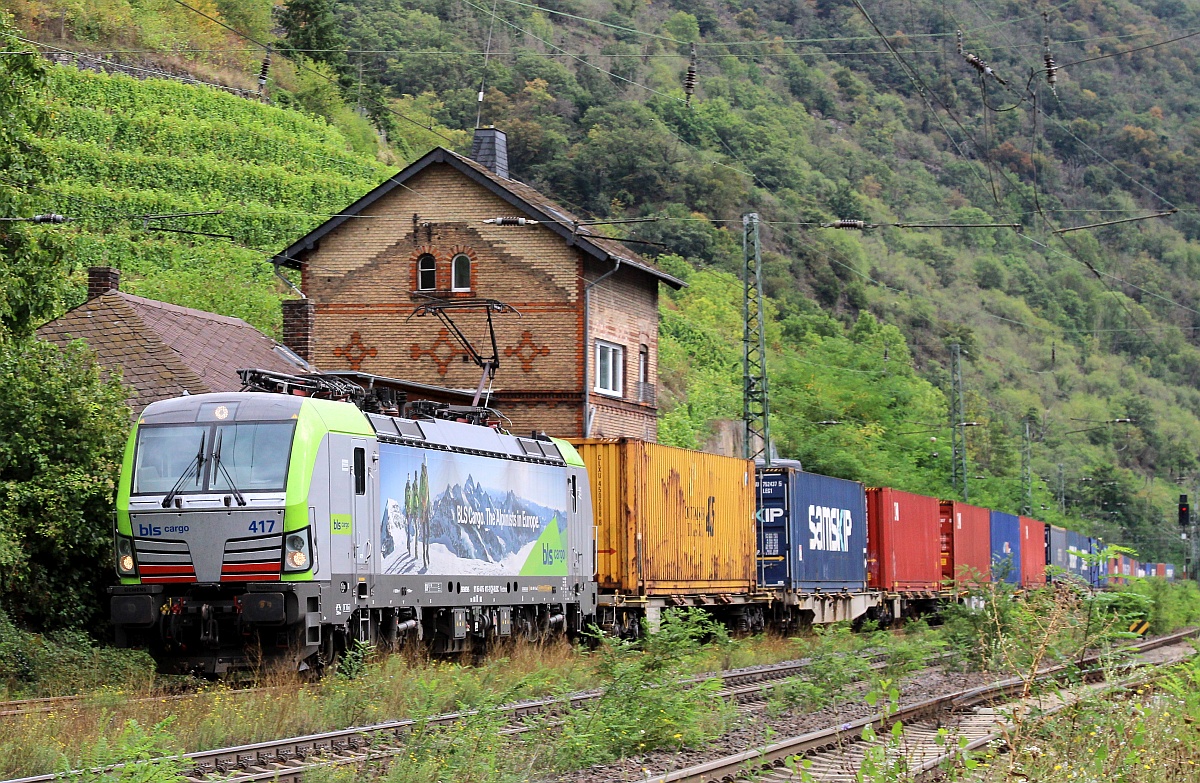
(1053, 209, 1178, 234)
(30, 0, 1200, 367)
(948, 3, 1197, 328)
(158, 0, 458, 144)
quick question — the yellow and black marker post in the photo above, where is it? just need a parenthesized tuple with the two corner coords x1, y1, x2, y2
(1129, 619, 1151, 636)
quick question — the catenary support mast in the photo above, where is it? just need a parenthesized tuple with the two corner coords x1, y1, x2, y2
(742, 213, 770, 465)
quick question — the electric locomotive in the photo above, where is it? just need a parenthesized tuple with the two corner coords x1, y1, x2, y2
(109, 379, 596, 674)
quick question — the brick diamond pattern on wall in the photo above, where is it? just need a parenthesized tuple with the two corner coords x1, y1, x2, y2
(333, 331, 378, 370)
(410, 327, 468, 376)
(504, 330, 550, 372)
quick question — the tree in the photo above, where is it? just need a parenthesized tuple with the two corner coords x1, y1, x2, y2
(0, 340, 130, 631)
(277, 0, 347, 74)
(0, 18, 131, 631)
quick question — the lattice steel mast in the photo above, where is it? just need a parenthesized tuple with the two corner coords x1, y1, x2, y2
(950, 343, 969, 500)
(742, 213, 770, 465)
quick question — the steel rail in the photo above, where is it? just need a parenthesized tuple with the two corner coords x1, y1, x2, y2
(640, 627, 1198, 783)
(1, 648, 898, 783)
(0, 685, 282, 719)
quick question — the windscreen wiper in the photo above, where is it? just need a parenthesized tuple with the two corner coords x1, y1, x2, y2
(211, 429, 246, 506)
(161, 432, 206, 508)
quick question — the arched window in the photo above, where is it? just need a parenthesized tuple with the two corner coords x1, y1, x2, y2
(451, 253, 471, 291)
(417, 254, 436, 290)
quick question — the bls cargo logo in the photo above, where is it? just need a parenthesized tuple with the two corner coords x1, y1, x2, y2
(807, 506, 853, 552)
(542, 543, 566, 566)
(137, 523, 189, 536)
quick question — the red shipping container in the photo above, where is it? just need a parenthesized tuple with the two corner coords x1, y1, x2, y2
(1156, 563, 1167, 578)
(867, 488, 941, 592)
(940, 501, 991, 584)
(1019, 517, 1046, 587)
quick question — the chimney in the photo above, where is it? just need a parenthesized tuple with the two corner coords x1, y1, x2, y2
(88, 266, 120, 299)
(281, 299, 315, 362)
(470, 127, 509, 179)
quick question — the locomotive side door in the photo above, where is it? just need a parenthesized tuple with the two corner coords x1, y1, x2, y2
(351, 439, 374, 600)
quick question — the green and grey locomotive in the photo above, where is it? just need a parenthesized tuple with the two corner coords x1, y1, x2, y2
(109, 387, 596, 673)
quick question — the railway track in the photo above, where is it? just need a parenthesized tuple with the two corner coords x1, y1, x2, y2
(10, 630, 1186, 783)
(0, 685, 278, 719)
(0, 646, 921, 783)
(640, 627, 1199, 783)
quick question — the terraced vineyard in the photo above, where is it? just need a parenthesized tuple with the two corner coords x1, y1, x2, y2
(30, 66, 398, 335)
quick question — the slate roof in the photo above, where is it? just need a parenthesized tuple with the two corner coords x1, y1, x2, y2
(36, 291, 310, 413)
(271, 147, 687, 289)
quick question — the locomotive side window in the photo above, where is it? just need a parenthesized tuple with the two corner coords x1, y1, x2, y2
(354, 447, 366, 495)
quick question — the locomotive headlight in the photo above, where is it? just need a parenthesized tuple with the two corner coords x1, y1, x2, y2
(116, 536, 136, 575)
(283, 530, 312, 572)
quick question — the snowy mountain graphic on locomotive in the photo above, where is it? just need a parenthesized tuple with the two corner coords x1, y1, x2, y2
(107, 370, 1168, 674)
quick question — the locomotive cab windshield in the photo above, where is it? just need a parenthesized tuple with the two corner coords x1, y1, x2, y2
(132, 420, 294, 497)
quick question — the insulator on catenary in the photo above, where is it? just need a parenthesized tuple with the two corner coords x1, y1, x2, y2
(484, 216, 540, 225)
(257, 49, 271, 92)
(684, 43, 697, 107)
(32, 213, 69, 224)
(828, 219, 865, 230)
(1044, 37, 1058, 89)
(957, 30, 1007, 85)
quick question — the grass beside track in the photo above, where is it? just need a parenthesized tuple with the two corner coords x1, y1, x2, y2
(0, 627, 809, 779)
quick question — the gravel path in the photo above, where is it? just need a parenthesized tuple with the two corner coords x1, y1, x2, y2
(550, 666, 999, 783)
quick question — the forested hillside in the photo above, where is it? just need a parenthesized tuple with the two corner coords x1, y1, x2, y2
(5, 0, 1200, 573)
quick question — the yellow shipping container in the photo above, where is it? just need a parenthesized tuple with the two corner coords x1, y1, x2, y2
(568, 438, 755, 596)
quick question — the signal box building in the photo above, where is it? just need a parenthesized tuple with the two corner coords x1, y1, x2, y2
(274, 128, 684, 440)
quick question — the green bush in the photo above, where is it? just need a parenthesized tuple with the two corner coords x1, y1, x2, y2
(0, 610, 155, 697)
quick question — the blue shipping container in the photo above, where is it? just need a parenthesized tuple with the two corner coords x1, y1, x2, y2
(1089, 537, 1104, 586)
(756, 468, 867, 592)
(989, 511, 1021, 584)
(1065, 529, 1088, 581)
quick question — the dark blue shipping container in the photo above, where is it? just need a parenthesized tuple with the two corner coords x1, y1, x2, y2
(989, 511, 1021, 584)
(756, 468, 867, 592)
(1089, 537, 1104, 586)
(1065, 530, 1089, 581)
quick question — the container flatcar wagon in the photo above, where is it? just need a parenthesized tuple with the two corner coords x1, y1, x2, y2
(568, 438, 760, 635)
(756, 467, 876, 624)
(939, 501, 991, 586)
(111, 392, 596, 672)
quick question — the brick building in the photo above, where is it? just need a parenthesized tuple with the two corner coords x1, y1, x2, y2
(274, 128, 685, 440)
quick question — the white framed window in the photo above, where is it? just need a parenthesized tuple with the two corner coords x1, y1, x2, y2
(594, 341, 624, 396)
(417, 254, 436, 290)
(451, 253, 471, 291)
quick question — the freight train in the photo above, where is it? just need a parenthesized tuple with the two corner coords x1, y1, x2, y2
(108, 372, 1172, 673)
